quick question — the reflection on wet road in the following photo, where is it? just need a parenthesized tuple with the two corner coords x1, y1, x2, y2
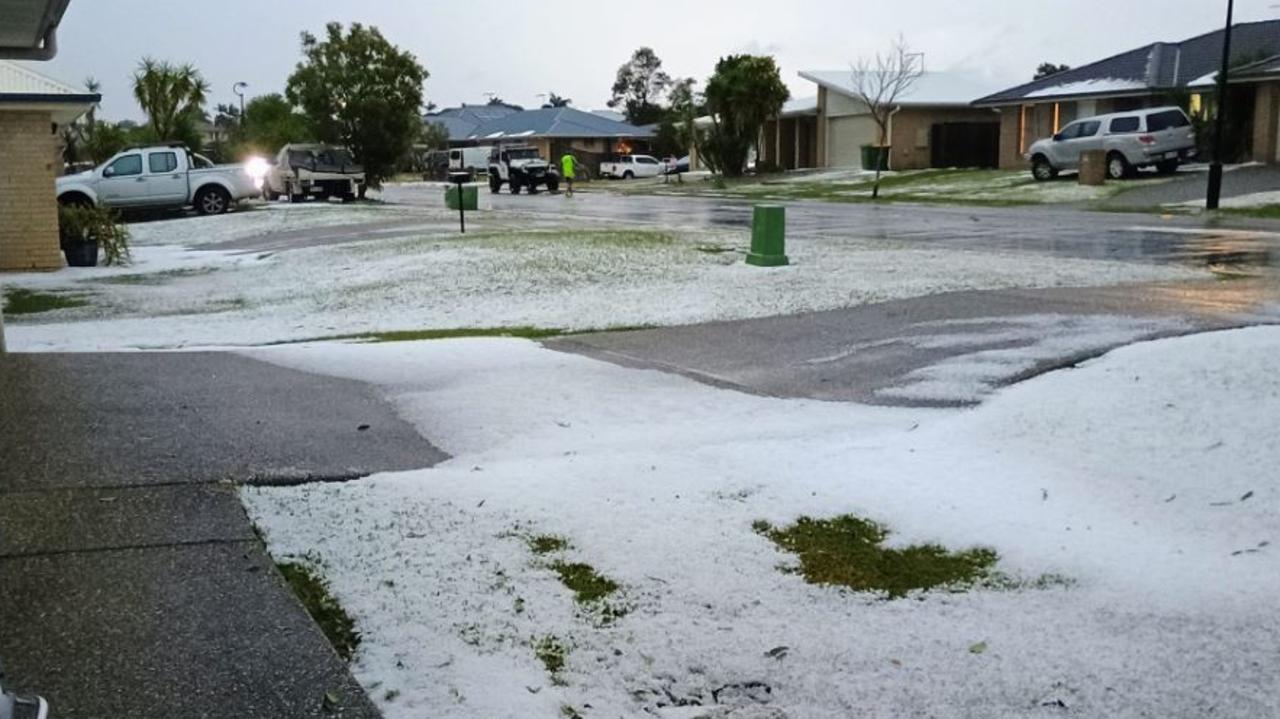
(379, 185, 1280, 279)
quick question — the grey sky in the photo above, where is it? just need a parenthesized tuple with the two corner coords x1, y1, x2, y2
(40, 0, 1280, 122)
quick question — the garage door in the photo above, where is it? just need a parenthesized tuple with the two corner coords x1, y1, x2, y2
(827, 115, 876, 168)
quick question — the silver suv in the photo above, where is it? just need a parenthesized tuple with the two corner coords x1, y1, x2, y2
(1026, 106, 1196, 181)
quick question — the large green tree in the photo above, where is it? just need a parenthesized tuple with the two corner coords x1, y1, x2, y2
(132, 58, 209, 142)
(609, 47, 671, 126)
(240, 93, 312, 156)
(286, 22, 427, 191)
(703, 55, 789, 177)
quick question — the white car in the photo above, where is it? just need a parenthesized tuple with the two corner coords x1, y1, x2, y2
(599, 154, 664, 179)
(1026, 106, 1197, 181)
(57, 144, 263, 214)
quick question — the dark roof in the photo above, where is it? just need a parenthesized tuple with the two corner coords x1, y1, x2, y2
(466, 106, 653, 140)
(424, 103, 523, 140)
(975, 20, 1280, 105)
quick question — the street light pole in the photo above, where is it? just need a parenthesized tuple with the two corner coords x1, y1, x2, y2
(1206, 0, 1235, 210)
(233, 82, 248, 126)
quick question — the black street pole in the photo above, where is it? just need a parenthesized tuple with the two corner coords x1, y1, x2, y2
(1206, 0, 1234, 210)
(455, 176, 466, 233)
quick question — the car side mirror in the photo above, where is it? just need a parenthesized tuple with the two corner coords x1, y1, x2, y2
(103, 166, 115, 177)
(1052, 133, 1064, 142)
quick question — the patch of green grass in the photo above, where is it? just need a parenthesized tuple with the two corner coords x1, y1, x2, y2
(2, 288, 89, 315)
(753, 515, 1000, 599)
(534, 634, 569, 679)
(276, 561, 361, 662)
(550, 561, 620, 604)
(529, 534, 571, 555)
(96, 267, 217, 285)
(1220, 205, 1280, 219)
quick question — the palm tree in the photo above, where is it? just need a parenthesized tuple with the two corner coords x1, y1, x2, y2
(84, 77, 100, 129)
(132, 58, 209, 141)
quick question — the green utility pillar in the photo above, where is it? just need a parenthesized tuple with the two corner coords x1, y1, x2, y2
(445, 184, 478, 211)
(746, 205, 789, 267)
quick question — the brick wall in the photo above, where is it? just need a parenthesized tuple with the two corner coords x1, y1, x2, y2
(889, 107, 1002, 170)
(997, 107, 1022, 169)
(1252, 81, 1279, 164)
(0, 110, 62, 271)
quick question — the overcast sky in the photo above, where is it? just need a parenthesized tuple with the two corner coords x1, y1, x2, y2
(39, 0, 1280, 122)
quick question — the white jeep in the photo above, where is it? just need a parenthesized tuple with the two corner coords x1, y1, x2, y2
(487, 146, 559, 194)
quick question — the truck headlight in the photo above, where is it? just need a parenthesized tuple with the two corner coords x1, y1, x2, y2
(245, 156, 271, 184)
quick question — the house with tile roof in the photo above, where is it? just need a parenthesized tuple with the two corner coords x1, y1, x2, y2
(759, 70, 1005, 171)
(974, 20, 1280, 169)
(445, 105, 654, 174)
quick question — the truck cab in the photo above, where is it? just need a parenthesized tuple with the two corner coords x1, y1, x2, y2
(57, 144, 263, 214)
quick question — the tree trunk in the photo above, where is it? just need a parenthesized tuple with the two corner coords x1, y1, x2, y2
(871, 120, 888, 200)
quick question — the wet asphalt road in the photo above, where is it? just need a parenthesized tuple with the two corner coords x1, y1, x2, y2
(377, 185, 1280, 402)
(378, 183, 1280, 273)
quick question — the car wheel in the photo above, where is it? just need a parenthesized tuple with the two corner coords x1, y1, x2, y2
(1155, 159, 1180, 175)
(546, 177, 560, 193)
(58, 193, 93, 209)
(489, 174, 502, 193)
(1030, 157, 1056, 182)
(623, 170, 634, 180)
(1106, 153, 1131, 181)
(195, 186, 231, 215)
(510, 176, 522, 194)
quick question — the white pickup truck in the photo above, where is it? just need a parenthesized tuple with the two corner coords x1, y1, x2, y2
(599, 154, 664, 180)
(56, 144, 263, 215)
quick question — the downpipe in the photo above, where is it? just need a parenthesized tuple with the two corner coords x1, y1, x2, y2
(0, 0, 68, 60)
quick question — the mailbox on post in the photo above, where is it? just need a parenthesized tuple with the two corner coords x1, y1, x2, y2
(445, 171, 477, 233)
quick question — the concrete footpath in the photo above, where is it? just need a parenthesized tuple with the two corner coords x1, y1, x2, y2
(0, 352, 446, 718)
(553, 280, 1280, 406)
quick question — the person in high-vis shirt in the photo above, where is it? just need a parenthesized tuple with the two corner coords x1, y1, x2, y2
(560, 153, 580, 197)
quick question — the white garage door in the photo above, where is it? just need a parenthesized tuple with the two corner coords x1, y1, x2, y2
(827, 115, 877, 168)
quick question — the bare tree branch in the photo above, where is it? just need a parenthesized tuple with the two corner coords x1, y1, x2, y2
(849, 35, 923, 198)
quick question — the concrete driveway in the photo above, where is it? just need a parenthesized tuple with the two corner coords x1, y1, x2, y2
(0, 352, 446, 718)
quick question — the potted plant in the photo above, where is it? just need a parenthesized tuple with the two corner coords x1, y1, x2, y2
(58, 204, 130, 267)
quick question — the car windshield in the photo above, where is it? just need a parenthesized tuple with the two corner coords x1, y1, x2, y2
(506, 148, 540, 160)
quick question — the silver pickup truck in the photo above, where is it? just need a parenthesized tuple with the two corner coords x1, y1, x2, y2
(56, 144, 264, 215)
(1026, 106, 1197, 181)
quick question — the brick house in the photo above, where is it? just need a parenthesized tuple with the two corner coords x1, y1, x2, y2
(974, 20, 1280, 170)
(455, 106, 654, 175)
(757, 70, 1003, 171)
(0, 60, 98, 271)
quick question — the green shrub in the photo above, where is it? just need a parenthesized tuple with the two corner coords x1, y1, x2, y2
(58, 204, 131, 266)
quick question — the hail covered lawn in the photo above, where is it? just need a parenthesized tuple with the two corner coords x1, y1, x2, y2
(3, 201, 1207, 351)
(240, 328, 1280, 719)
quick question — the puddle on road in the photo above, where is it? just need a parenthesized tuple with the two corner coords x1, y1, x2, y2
(1117, 226, 1280, 278)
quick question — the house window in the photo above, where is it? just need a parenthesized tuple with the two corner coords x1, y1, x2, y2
(1189, 93, 1203, 117)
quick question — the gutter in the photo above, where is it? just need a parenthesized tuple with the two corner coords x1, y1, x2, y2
(0, 0, 71, 60)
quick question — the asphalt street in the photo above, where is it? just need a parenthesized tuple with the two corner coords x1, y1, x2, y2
(377, 182, 1280, 270)
(0, 352, 446, 718)
(379, 185, 1280, 402)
